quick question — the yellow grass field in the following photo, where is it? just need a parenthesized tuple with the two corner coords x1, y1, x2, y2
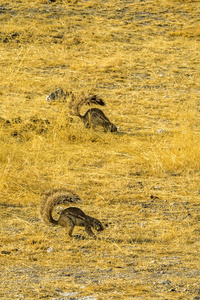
(0, 0, 200, 299)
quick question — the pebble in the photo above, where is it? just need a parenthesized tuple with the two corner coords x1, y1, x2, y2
(163, 279, 171, 285)
(46, 247, 54, 253)
(157, 129, 164, 134)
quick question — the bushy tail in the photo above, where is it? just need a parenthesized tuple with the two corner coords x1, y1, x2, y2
(41, 188, 83, 225)
(84, 94, 105, 106)
(71, 92, 105, 118)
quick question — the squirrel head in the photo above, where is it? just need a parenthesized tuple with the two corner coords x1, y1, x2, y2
(92, 219, 104, 232)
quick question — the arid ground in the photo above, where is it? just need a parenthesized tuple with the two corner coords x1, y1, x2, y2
(0, 0, 200, 299)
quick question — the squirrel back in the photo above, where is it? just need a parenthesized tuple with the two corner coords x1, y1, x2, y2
(41, 188, 83, 225)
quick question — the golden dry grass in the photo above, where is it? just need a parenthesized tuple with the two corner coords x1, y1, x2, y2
(0, 0, 200, 299)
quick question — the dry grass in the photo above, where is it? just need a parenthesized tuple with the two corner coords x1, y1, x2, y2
(0, 0, 200, 299)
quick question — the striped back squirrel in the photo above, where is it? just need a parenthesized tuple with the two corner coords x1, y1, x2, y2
(71, 93, 117, 132)
(41, 188, 104, 237)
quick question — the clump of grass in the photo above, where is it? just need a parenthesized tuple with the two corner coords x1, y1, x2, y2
(170, 24, 200, 38)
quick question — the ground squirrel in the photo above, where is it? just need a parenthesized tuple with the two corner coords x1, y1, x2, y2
(40, 188, 104, 237)
(71, 93, 117, 132)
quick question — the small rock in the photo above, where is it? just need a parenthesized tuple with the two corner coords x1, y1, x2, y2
(60, 291, 79, 297)
(163, 279, 171, 285)
(157, 129, 164, 134)
(80, 296, 97, 300)
(46, 87, 66, 102)
(153, 186, 160, 190)
(46, 247, 54, 253)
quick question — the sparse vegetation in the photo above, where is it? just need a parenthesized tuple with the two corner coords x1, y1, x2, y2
(0, 0, 199, 299)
